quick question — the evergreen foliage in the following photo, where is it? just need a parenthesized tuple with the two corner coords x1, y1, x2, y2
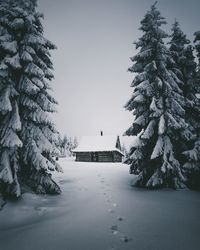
(169, 21, 198, 129)
(181, 31, 200, 189)
(57, 135, 78, 157)
(0, 0, 61, 197)
(194, 31, 200, 69)
(125, 3, 190, 188)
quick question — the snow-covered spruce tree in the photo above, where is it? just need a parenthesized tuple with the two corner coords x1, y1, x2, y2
(0, 0, 23, 197)
(181, 31, 200, 189)
(0, 0, 62, 196)
(125, 3, 190, 188)
(169, 22, 200, 189)
(169, 21, 198, 135)
(169, 21, 190, 81)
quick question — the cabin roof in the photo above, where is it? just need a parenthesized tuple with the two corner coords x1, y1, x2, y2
(73, 135, 124, 155)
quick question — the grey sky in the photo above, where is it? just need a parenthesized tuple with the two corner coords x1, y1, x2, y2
(38, 0, 200, 137)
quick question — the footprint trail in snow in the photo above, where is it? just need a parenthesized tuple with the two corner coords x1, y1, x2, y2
(98, 174, 131, 249)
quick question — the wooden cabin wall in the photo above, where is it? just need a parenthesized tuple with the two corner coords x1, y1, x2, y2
(76, 152, 92, 162)
(75, 151, 122, 162)
(98, 152, 113, 162)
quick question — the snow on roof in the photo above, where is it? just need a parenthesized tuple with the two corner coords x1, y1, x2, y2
(73, 135, 123, 155)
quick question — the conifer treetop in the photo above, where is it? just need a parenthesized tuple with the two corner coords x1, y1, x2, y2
(125, 3, 188, 189)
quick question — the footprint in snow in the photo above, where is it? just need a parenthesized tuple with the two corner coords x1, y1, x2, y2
(120, 235, 132, 243)
(110, 225, 118, 235)
(117, 216, 125, 222)
(112, 231, 118, 235)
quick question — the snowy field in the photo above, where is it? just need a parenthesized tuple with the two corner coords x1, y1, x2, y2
(0, 158, 200, 250)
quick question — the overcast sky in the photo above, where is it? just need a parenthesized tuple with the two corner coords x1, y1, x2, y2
(38, 0, 200, 137)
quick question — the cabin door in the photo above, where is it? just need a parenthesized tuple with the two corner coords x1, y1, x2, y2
(91, 152, 98, 162)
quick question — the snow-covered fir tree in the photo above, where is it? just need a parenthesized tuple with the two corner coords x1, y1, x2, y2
(182, 31, 200, 189)
(58, 135, 78, 157)
(59, 135, 68, 157)
(169, 21, 190, 81)
(0, 0, 23, 196)
(125, 3, 190, 188)
(0, 0, 61, 197)
(169, 22, 200, 189)
(67, 136, 78, 156)
(169, 21, 198, 133)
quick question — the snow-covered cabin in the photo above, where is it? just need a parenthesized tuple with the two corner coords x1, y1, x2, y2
(73, 135, 124, 162)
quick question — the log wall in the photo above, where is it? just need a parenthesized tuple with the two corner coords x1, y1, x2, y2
(75, 151, 122, 162)
(76, 152, 91, 162)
